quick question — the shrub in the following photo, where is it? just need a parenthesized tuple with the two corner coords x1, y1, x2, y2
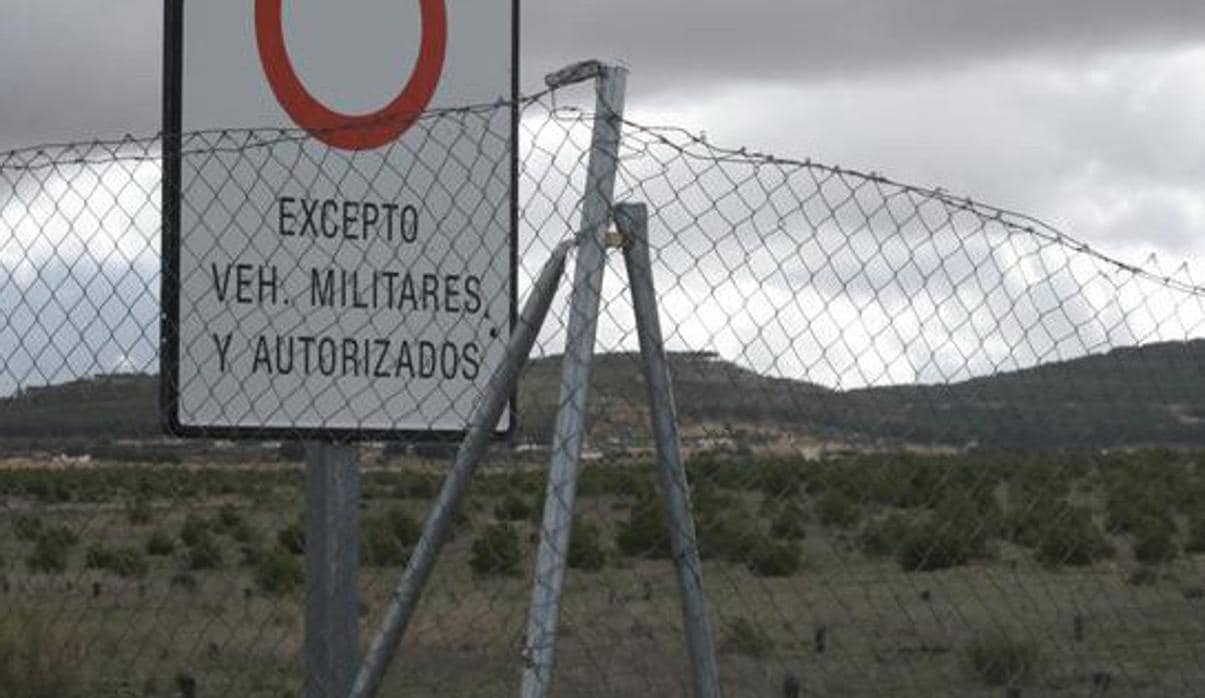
(145, 530, 176, 557)
(13, 514, 43, 542)
(255, 548, 303, 596)
(385, 506, 421, 547)
(277, 520, 305, 555)
(1186, 516, 1205, 555)
(238, 544, 263, 568)
(470, 523, 522, 577)
(26, 536, 70, 574)
(617, 498, 672, 559)
(215, 506, 253, 542)
(361, 516, 409, 567)
(1132, 517, 1179, 564)
(816, 490, 861, 528)
(697, 510, 760, 562)
(720, 616, 773, 658)
(494, 491, 535, 522)
(126, 496, 153, 526)
(770, 500, 808, 541)
(180, 514, 212, 548)
(1106, 482, 1171, 534)
(1128, 566, 1160, 586)
(187, 536, 223, 570)
(32, 524, 79, 549)
(103, 548, 149, 579)
(1033, 508, 1112, 567)
(897, 514, 979, 572)
(860, 512, 912, 558)
(85, 543, 116, 570)
(567, 517, 607, 572)
(965, 630, 1040, 686)
(744, 536, 803, 577)
(169, 572, 199, 593)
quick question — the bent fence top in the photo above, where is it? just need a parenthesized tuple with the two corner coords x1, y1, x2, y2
(1, 86, 1204, 697)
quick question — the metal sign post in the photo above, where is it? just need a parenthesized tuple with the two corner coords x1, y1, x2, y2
(303, 442, 360, 698)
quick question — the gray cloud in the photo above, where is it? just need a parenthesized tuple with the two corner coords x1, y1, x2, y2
(524, 0, 1205, 94)
(7, 0, 1205, 149)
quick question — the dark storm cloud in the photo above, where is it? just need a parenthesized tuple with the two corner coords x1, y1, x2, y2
(523, 0, 1205, 91)
(5, 0, 1205, 149)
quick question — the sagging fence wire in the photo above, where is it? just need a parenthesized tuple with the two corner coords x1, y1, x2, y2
(1, 86, 1204, 697)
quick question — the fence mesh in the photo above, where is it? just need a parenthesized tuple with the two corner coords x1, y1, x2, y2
(2, 85, 1205, 697)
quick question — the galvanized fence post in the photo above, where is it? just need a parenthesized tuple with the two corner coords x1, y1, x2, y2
(304, 441, 360, 698)
(616, 202, 723, 698)
(347, 240, 575, 698)
(520, 61, 629, 698)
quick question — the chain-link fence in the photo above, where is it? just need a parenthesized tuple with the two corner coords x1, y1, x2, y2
(3, 82, 1205, 698)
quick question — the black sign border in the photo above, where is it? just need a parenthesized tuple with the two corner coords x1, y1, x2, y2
(161, 0, 521, 443)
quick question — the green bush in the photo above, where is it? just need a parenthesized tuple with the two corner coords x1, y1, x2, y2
(36, 524, 79, 549)
(744, 536, 803, 577)
(361, 516, 409, 567)
(1186, 516, 1205, 554)
(567, 517, 607, 572)
(897, 514, 980, 572)
(180, 513, 212, 548)
(186, 536, 223, 570)
(26, 536, 70, 574)
(1033, 508, 1112, 567)
(860, 512, 912, 558)
(470, 523, 522, 577)
(126, 496, 153, 526)
(1004, 497, 1065, 548)
(816, 490, 861, 528)
(101, 547, 149, 578)
(236, 544, 262, 568)
(1106, 482, 1171, 534)
(770, 500, 808, 541)
(697, 510, 760, 562)
(215, 505, 254, 543)
(145, 530, 176, 557)
(277, 520, 305, 555)
(385, 506, 421, 547)
(720, 616, 773, 658)
(254, 548, 303, 596)
(965, 630, 1040, 686)
(617, 498, 672, 559)
(85, 543, 116, 570)
(13, 514, 43, 542)
(494, 491, 535, 522)
(1132, 517, 1179, 564)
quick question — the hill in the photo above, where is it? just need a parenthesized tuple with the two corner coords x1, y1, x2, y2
(2, 341, 1205, 450)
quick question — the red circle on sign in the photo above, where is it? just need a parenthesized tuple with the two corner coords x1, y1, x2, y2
(255, 0, 447, 151)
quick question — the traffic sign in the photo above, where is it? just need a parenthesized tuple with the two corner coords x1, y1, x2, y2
(161, 0, 520, 439)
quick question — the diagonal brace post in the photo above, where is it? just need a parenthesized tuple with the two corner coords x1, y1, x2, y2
(616, 202, 722, 698)
(348, 239, 575, 698)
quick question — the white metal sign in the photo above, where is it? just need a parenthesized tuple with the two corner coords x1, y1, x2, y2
(162, 0, 519, 438)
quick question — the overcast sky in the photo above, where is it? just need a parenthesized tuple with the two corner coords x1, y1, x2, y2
(3, 1, 1205, 395)
(3, 1, 1204, 263)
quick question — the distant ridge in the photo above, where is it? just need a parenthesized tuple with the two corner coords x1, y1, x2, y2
(2, 342, 1204, 450)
